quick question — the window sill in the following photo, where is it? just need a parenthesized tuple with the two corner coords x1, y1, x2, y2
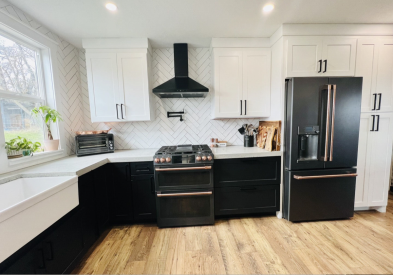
(8, 150, 65, 166)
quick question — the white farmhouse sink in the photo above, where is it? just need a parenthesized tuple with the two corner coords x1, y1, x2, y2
(0, 176, 78, 263)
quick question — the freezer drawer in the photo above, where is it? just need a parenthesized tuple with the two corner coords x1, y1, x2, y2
(283, 168, 356, 222)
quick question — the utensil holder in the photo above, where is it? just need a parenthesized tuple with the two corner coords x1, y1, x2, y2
(244, 135, 254, 147)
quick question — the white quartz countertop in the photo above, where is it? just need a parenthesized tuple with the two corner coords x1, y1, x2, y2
(0, 146, 282, 184)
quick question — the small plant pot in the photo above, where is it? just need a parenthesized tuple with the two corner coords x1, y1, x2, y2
(44, 139, 59, 151)
(22, 149, 33, 156)
(7, 150, 22, 159)
(244, 135, 254, 147)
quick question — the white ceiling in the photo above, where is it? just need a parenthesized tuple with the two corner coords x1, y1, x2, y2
(8, 0, 393, 48)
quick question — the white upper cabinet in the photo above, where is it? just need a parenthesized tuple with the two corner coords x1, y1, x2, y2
(212, 48, 271, 119)
(117, 53, 152, 121)
(83, 38, 154, 123)
(286, 37, 357, 77)
(287, 37, 322, 77)
(356, 38, 393, 112)
(242, 49, 271, 117)
(212, 49, 243, 118)
(85, 52, 120, 122)
(322, 38, 357, 76)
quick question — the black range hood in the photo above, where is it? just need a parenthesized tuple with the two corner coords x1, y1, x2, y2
(153, 43, 209, 98)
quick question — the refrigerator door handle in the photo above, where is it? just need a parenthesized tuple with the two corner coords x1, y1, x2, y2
(322, 84, 332, 162)
(376, 115, 380, 131)
(329, 84, 336, 162)
(293, 173, 358, 180)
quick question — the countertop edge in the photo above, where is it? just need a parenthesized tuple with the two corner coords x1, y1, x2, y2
(0, 147, 282, 184)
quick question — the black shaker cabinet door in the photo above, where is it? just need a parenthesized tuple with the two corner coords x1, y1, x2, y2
(1, 243, 46, 274)
(43, 211, 83, 274)
(93, 165, 112, 233)
(77, 173, 98, 248)
(214, 157, 281, 187)
(132, 175, 156, 221)
(215, 185, 280, 216)
(110, 163, 133, 222)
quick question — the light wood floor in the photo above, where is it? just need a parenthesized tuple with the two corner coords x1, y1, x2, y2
(73, 194, 393, 274)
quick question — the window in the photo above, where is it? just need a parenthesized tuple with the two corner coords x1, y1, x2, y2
(0, 32, 46, 148)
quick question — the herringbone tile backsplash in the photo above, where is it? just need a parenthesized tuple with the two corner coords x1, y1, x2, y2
(1, 0, 263, 152)
(80, 48, 261, 149)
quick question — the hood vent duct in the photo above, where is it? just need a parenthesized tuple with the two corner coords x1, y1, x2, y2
(152, 43, 209, 98)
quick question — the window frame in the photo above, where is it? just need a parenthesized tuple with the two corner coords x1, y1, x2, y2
(0, 9, 67, 174)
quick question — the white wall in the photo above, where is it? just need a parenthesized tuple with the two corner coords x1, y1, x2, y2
(0, 0, 84, 155)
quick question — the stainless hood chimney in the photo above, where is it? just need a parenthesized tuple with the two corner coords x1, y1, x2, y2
(152, 43, 209, 98)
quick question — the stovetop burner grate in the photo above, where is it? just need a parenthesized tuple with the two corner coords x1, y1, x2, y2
(155, 144, 211, 155)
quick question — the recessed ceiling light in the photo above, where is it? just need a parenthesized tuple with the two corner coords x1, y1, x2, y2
(105, 3, 117, 11)
(263, 4, 274, 12)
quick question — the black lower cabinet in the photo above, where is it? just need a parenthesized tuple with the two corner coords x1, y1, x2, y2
(110, 163, 134, 223)
(93, 165, 112, 233)
(132, 174, 156, 221)
(43, 211, 84, 274)
(215, 185, 280, 216)
(78, 173, 98, 248)
(0, 209, 83, 274)
(214, 156, 281, 217)
(1, 243, 45, 274)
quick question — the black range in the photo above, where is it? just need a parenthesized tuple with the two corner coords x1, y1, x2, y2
(153, 144, 214, 228)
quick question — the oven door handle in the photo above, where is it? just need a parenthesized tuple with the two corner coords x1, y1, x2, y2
(157, 191, 212, 197)
(155, 166, 212, 172)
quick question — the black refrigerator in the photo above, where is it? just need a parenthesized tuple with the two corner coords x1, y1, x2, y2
(283, 77, 362, 222)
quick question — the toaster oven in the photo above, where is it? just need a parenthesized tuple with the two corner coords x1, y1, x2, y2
(75, 134, 114, 157)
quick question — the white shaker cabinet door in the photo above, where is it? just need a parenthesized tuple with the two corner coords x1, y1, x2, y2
(286, 37, 323, 77)
(367, 113, 393, 207)
(355, 39, 379, 112)
(86, 52, 120, 122)
(355, 114, 373, 208)
(321, 38, 357, 76)
(213, 48, 243, 118)
(117, 53, 151, 121)
(374, 39, 393, 112)
(242, 49, 271, 117)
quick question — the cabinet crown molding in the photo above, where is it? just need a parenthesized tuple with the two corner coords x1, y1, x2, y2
(210, 38, 270, 48)
(82, 38, 152, 54)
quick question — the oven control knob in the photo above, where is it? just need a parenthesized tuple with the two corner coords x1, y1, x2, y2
(154, 158, 160, 163)
(196, 156, 202, 161)
(207, 155, 213, 161)
(166, 157, 171, 163)
(202, 156, 207, 161)
(160, 158, 166, 163)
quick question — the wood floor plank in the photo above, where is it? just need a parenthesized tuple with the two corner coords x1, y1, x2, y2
(73, 193, 393, 274)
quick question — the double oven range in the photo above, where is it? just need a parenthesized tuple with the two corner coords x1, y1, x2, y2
(153, 144, 214, 228)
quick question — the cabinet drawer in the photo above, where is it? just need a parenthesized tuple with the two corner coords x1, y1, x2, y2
(214, 157, 281, 187)
(214, 185, 280, 216)
(131, 162, 154, 175)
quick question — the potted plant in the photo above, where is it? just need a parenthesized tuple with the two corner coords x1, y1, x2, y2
(5, 136, 41, 158)
(31, 106, 62, 151)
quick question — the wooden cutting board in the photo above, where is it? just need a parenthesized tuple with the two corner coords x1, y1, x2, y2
(257, 121, 281, 151)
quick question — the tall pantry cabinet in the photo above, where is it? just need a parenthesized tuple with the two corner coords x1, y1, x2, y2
(355, 38, 393, 211)
(283, 35, 393, 212)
